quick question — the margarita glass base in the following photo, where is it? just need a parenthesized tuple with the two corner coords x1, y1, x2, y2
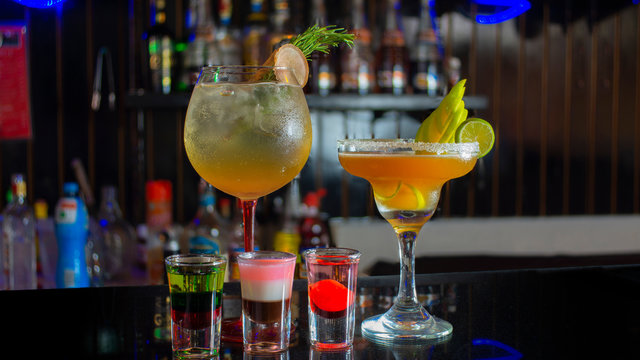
(361, 304, 453, 343)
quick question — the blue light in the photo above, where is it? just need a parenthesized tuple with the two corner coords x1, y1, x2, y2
(472, 338, 523, 360)
(12, 0, 65, 8)
(473, 0, 531, 24)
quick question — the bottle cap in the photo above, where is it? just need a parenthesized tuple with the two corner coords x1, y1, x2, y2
(63, 182, 79, 195)
(146, 180, 172, 201)
(303, 188, 327, 208)
(11, 173, 27, 197)
(101, 185, 117, 200)
(34, 199, 48, 219)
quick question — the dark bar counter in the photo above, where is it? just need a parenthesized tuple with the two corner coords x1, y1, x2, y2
(3, 265, 640, 359)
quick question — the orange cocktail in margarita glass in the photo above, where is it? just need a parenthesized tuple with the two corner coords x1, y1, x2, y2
(338, 139, 479, 343)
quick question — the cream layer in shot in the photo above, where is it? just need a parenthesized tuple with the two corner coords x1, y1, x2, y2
(238, 259, 295, 302)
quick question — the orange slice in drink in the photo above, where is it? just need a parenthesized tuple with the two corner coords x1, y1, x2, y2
(373, 182, 427, 210)
(273, 44, 309, 87)
(374, 181, 402, 200)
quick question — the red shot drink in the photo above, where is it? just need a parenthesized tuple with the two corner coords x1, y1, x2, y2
(304, 248, 361, 349)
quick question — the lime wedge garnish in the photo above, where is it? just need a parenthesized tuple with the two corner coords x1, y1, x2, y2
(454, 118, 495, 158)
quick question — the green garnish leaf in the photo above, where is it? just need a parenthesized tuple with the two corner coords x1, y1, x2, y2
(290, 25, 355, 60)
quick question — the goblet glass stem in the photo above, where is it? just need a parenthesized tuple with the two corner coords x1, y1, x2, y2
(241, 199, 258, 251)
(360, 226, 452, 343)
(394, 230, 420, 311)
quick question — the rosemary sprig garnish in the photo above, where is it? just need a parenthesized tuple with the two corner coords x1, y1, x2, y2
(289, 25, 355, 60)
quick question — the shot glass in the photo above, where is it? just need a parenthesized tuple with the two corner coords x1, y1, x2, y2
(165, 254, 227, 358)
(310, 347, 353, 360)
(238, 251, 297, 353)
(303, 248, 361, 349)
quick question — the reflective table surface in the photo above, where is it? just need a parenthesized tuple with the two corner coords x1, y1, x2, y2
(3, 264, 639, 359)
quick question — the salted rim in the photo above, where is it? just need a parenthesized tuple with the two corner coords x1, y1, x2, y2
(337, 139, 480, 154)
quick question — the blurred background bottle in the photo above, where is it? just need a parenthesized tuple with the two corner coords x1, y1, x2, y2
(375, 0, 410, 95)
(182, 0, 219, 90)
(267, 0, 294, 51)
(1, 173, 37, 290)
(54, 182, 90, 288)
(147, 0, 174, 94)
(98, 185, 137, 284)
(340, 0, 375, 95)
(216, 0, 242, 65)
(145, 180, 173, 285)
(298, 189, 330, 279)
(307, 0, 337, 95)
(183, 179, 226, 257)
(35, 199, 57, 289)
(411, 0, 444, 96)
(71, 158, 105, 286)
(273, 176, 302, 277)
(243, 0, 269, 65)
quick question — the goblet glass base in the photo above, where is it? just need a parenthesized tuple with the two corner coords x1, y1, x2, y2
(361, 305, 453, 344)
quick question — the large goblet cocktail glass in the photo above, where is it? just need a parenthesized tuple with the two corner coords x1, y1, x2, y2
(337, 139, 479, 343)
(184, 66, 312, 253)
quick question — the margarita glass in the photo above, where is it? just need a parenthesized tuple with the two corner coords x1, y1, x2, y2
(184, 66, 312, 253)
(337, 139, 479, 343)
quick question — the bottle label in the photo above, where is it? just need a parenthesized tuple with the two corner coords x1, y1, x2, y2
(413, 71, 439, 94)
(63, 269, 75, 287)
(55, 199, 77, 224)
(378, 66, 406, 93)
(341, 66, 373, 94)
(189, 236, 220, 255)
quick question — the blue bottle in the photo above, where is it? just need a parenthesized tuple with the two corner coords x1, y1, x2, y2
(54, 182, 90, 288)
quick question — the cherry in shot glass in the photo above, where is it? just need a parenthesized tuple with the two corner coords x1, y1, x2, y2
(303, 248, 361, 349)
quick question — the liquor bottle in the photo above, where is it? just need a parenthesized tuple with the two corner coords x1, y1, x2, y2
(145, 180, 173, 285)
(147, 0, 174, 94)
(412, 0, 444, 95)
(98, 185, 137, 283)
(307, 0, 337, 95)
(181, 0, 200, 90)
(1, 174, 37, 290)
(216, 0, 242, 65)
(267, 0, 295, 52)
(71, 158, 105, 286)
(375, 0, 410, 95)
(298, 189, 330, 279)
(182, 0, 220, 89)
(54, 182, 91, 288)
(34, 199, 57, 289)
(243, 0, 269, 65)
(185, 179, 226, 257)
(340, 0, 375, 95)
(273, 176, 302, 278)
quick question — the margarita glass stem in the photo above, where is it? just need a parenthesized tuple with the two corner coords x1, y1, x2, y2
(394, 230, 421, 311)
(241, 199, 258, 251)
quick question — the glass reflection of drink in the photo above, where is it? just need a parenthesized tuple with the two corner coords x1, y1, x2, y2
(337, 139, 479, 343)
(165, 254, 227, 358)
(184, 65, 312, 253)
(238, 251, 296, 353)
(304, 248, 360, 349)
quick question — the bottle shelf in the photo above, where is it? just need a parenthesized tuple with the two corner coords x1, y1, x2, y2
(124, 92, 489, 111)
